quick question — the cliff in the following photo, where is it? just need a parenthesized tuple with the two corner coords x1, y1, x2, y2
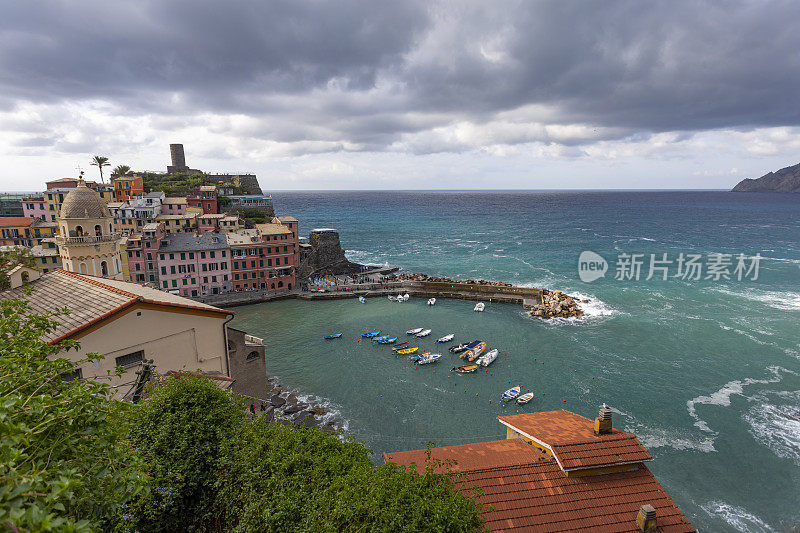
(732, 162, 800, 192)
(298, 229, 363, 279)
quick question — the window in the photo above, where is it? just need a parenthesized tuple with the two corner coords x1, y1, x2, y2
(170, 265, 176, 274)
(146, 253, 152, 260)
(115, 350, 144, 368)
(246, 351, 260, 362)
(169, 253, 174, 260)
(180, 253, 185, 260)
(233, 261, 238, 269)
(234, 273, 239, 280)
(212, 275, 217, 282)
(223, 274, 228, 281)
(182, 278, 187, 285)
(100, 261, 109, 276)
(222, 250, 226, 257)
(61, 368, 83, 382)
(210, 251, 216, 259)
(161, 266, 167, 275)
(171, 280, 177, 287)
(201, 252, 206, 259)
(163, 281, 168, 288)
(189, 252, 194, 259)
(203, 276, 208, 283)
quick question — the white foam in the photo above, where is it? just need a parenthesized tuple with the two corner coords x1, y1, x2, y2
(744, 391, 800, 467)
(710, 287, 800, 311)
(701, 501, 774, 533)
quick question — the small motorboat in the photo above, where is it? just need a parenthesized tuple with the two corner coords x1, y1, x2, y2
(452, 364, 479, 373)
(392, 341, 410, 351)
(477, 349, 498, 366)
(403, 293, 410, 301)
(373, 335, 390, 342)
(436, 333, 455, 343)
(427, 298, 436, 306)
(358, 296, 366, 304)
(449, 343, 469, 353)
(418, 353, 442, 365)
(378, 337, 398, 344)
(459, 340, 482, 359)
(406, 328, 424, 335)
(396, 294, 406, 302)
(397, 347, 419, 355)
(409, 351, 428, 362)
(324, 333, 343, 340)
(415, 329, 432, 338)
(474, 302, 485, 312)
(362, 330, 381, 338)
(465, 342, 487, 362)
(501, 386, 522, 401)
(388, 295, 396, 301)
(516, 392, 534, 404)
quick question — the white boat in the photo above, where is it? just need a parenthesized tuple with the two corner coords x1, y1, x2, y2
(358, 296, 366, 303)
(427, 298, 436, 306)
(417, 353, 442, 365)
(516, 392, 534, 404)
(388, 295, 396, 301)
(477, 349, 498, 366)
(406, 327, 424, 335)
(396, 293, 405, 302)
(403, 293, 410, 301)
(415, 329, 432, 338)
(474, 302, 485, 312)
(436, 333, 454, 343)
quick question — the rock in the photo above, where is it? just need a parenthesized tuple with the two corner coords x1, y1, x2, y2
(287, 394, 298, 405)
(312, 405, 328, 416)
(283, 404, 303, 416)
(321, 422, 338, 434)
(270, 395, 286, 408)
(260, 405, 275, 424)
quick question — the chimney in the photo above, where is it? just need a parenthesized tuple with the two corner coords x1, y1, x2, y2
(594, 403, 613, 435)
(636, 504, 657, 532)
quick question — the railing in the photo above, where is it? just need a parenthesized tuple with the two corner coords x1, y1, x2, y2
(56, 233, 120, 244)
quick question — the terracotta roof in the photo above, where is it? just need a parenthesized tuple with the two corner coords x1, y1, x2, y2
(0, 270, 232, 343)
(385, 438, 694, 533)
(498, 411, 651, 471)
(0, 217, 37, 227)
(255, 223, 292, 235)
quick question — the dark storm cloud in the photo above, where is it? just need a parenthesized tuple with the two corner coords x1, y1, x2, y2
(2, 0, 800, 151)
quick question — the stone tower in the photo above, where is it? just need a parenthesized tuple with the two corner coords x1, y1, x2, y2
(168, 143, 189, 173)
(56, 178, 124, 279)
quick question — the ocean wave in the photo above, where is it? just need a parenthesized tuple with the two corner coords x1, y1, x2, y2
(709, 287, 800, 311)
(701, 501, 774, 533)
(686, 366, 793, 438)
(718, 325, 777, 347)
(626, 423, 716, 453)
(292, 391, 351, 433)
(744, 391, 800, 467)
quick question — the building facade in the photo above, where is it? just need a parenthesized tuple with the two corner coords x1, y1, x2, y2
(186, 185, 218, 214)
(113, 175, 144, 201)
(22, 196, 48, 220)
(0, 217, 58, 247)
(158, 232, 232, 297)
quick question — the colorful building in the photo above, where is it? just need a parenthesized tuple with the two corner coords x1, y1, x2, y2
(157, 232, 231, 297)
(30, 240, 62, 273)
(154, 213, 198, 234)
(161, 197, 187, 215)
(198, 213, 225, 233)
(229, 223, 296, 291)
(0, 217, 58, 247)
(112, 175, 144, 201)
(384, 408, 695, 532)
(186, 185, 218, 214)
(22, 196, 48, 220)
(125, 222, 166, 284)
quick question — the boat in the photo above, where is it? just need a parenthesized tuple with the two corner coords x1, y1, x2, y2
(324, 333, 343, 339)
(361, 330, 381, 338)
(427, 298, 436, 306)
(449, 343, 469, 353)
(417, 353, 442, 365)
(378, 337, 398, 344)
(396, 347, 419, 355)
(406, 328, 424, 335)
(392, 341, 410, 351)
(373, 335, 390, 342)
(477, 349, 498, 366)
(436, 333, 454, 343)
(409, 351, 429, 362)
(458, 340, 482, 359)
(501, 386, 522, 401)
(516, 392, 534, 404)
(388, 295, 396, 301)
(358, 296, 366, 303)
(465, 342, 487, 362)
(415, 329, 432, 338)
(452, 364, 479, 373)
(474, 302, 485, 312)
(403, 293, 410, 301)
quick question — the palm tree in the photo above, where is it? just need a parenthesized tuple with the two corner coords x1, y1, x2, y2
(90, 155, 110, 184)
(112, 164, 131, 178)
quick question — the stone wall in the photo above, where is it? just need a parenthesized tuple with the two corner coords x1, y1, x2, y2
(298, 230, 363, 279)
(227, 327, 268, 400)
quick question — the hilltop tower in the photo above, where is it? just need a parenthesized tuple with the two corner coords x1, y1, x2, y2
(56, 177, 124, 279)
(167, 143, 189, 174)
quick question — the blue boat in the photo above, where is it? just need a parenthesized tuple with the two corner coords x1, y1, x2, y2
(378, 337, 398, 344)
(373, 335, 390, 342)
(361, 330, 381, 338)
(324, 333, 342, 340)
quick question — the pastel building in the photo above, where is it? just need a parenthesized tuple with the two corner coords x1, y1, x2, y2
(229, 223, 296, 291)
(23, 196, 48, 220)
(186, 185, 218, 214)
(112, 175, 144, 202)
(158, 232, 231, 297)
(161, 197, 187, 215)
(125, 222, 166, 284)
(0, 217, 58, 247)
(154, 213, 198, 234)
(198, 213, 225, 233)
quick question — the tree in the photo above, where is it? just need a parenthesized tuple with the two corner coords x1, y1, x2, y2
(112, 165, 131, 178)
(0, 296, 148, 531)
(90, 156, 110, 184)
(0, 247, 36, 290)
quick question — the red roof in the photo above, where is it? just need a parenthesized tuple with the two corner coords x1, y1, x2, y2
(0, 217, 36, 227)
(498, 411, 651, 471)
(385, 438, 694, 532)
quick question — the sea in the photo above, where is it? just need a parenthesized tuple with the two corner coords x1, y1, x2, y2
(230, 191, 800, 532)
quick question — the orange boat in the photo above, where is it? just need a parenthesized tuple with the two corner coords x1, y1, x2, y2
(465, 342, 487, 362)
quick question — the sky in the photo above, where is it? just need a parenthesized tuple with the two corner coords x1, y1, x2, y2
(1, 0, 800, 191)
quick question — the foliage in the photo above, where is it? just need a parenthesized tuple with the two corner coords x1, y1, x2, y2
(238, 208, 269, 228)
(0, 297, 147, 532)
(90, 156, 110, 184)
(124, 375, 244, 532)
(216, 422, 487, 532)
(111, 165, 131, 178)
(0, 248, 36, 291)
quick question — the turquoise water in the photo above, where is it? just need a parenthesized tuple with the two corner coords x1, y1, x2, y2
(231, 191, 800, 532)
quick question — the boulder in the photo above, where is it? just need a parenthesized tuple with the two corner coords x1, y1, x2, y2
(270, 395, 286, 408)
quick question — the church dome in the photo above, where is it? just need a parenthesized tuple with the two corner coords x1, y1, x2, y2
(59, 180, 110, 219)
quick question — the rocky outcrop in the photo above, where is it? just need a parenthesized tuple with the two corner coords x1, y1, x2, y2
(732, 162, 800, 192)
(261, 377, 339, 432)
(528, 289, 585, 319)
(298, 229, 363, 279)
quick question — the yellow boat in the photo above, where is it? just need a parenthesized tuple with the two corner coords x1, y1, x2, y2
(397, 347, 419, 355)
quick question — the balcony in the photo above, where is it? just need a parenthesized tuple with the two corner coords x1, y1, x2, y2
(56, 233, 120, 245)
(244, 334, 264, 346)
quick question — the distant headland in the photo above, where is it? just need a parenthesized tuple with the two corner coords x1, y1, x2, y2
(732, 161, 800, 192)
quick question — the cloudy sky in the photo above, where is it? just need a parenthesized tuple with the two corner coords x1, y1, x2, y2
(2, 0, 800, 191)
